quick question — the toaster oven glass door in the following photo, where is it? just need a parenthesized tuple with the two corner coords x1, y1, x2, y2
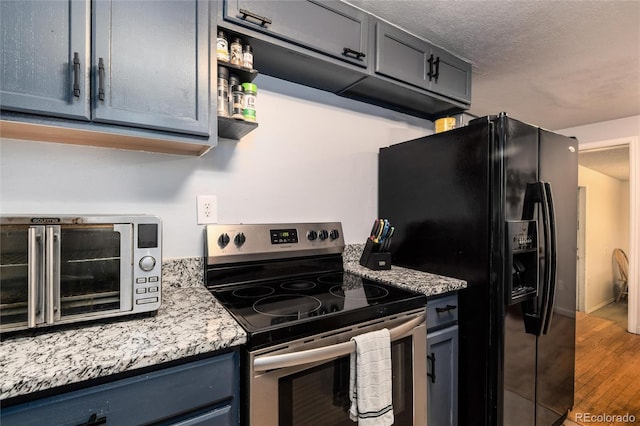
(57, 224, 133, 319)
(0, 223, 133, 331)
(0, 226, 35, 328)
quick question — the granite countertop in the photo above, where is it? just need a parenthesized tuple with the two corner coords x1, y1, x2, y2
(0, 258, 246, 401)
(343, 244, 467, 296)
(1, 247, 466, 403)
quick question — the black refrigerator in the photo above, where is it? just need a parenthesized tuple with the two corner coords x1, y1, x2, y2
(378, 113, 577, 426)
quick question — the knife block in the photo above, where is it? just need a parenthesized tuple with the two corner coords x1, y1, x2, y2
(359, 239, 391, 270)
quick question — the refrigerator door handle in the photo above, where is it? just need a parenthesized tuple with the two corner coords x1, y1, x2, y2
(541, 183, 558, 334)
(522, 182, 552, 336)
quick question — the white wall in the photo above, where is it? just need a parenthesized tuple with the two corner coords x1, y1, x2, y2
(0, 75, 432, 259)
(557, 115, 640, 142)
(578, 165, 629, 312)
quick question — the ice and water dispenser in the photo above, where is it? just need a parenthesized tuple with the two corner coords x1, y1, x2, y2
(506, 220, 538, 304)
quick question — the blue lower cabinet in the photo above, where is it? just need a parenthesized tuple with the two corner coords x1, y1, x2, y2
(1, 351, 240, 426)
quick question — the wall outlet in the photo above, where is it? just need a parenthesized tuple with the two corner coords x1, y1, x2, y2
(197, 195, 218, 224)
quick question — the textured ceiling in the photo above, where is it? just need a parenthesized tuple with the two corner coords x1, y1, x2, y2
(579, 145, 630, 181)
(345, 0, 640, 131)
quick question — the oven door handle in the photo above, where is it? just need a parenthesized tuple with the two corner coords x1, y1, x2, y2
(253, 313, 426, 372)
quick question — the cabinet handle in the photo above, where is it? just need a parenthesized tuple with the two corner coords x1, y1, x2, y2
(435, 304, 457, 313)
(342, 47, 366, 60)
(76, 413, 107, 426)
(98, 58, 105, 101)
(427, 353, 436, 383)
(427, 54, 434, 81)
(433, 56, 441, 82)
(238, 8, 272, 26)
(73, 52, 81, 98)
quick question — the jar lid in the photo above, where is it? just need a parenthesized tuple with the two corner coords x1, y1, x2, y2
(242, 82, 257, 93)
(217, 30, 226, 38)
(232, 38, 243, 44)
(232, 85, 244, 92)
(217, 65, 229, 79)
(243, 44, 253, 53)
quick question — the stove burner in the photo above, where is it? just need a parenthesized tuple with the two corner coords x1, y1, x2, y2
(317, 272, 343, 284)
(232, 286, 275, 299)
(281, 280, 316, 291)
(253, 294, 322, 317)
(329, 284, 390, 301)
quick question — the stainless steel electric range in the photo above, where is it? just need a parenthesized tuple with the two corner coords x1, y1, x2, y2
(205, 222, 427, 426)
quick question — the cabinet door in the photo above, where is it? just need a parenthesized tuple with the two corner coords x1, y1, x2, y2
(0, 352, 239, 426)
(427, 325, 459, 426)
(0, 0, 90, 120)
(92, 0, 209, 136)
(429, 46, 472, 103)
(374, 21, 430, 89)
(223, 0, 368, 68)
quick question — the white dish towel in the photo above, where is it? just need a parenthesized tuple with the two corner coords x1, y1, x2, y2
(349, 328, 394, 425)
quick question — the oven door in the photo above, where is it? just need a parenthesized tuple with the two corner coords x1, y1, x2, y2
(249, 310, 427, 426)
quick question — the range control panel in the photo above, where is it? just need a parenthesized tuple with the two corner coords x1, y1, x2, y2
(205, 222, 345, 265)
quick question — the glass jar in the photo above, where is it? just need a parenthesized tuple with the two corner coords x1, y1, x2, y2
(242, 82, 257, 122)
(230, 38, 243, 66)
(216, 30, 229, 62)
(231, 85, 245, 120)
(217, 66, 230, 117)
(242, 44, 253, 69)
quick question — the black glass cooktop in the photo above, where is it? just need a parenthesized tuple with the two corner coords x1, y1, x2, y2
(210, 271, 426, 349)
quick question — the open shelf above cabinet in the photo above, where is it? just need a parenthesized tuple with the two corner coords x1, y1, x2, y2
(217, 116, 258, 140)
(217, 61, 258, 83)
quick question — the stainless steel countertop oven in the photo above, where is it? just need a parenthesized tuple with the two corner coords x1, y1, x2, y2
(0, 215, 162, 333)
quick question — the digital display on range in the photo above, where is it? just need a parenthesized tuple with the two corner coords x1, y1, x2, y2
(270, 228, 298, 244)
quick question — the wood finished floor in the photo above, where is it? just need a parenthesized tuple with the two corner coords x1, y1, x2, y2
(566, 303, 640, 426)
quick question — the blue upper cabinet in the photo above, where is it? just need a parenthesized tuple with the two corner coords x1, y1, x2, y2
(0, 0, 90, 120)
(92, 0, 209, 136)
(1, 0, 214, 155)
(429, 45, 472, 104)
(374, 20, 471, 104)
(223, 0, 369, 69)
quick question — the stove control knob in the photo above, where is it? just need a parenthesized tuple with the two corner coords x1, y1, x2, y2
(329, 229, 340, 240)
(218, 233, 230, 248)
(318, 230, 329, 241)
(234, 232, 246, 246)
(307, 230, 318, 241)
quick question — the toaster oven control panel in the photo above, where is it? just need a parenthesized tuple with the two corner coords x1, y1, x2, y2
(133, 220, 162, 311)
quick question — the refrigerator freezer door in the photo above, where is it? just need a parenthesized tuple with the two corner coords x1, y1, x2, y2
(535, 129, 578, 424)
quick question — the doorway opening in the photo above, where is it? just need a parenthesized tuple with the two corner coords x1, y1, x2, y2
(577, 138, 637, 334)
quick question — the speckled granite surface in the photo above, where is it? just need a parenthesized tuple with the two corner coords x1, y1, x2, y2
(0, 258, 245, 401)
(343, 244, 467, 297)
(1, 249, 465, 401)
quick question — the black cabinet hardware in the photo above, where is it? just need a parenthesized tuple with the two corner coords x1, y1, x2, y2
(73, 52, 80, 97)
(76, 413, 107, 426)
(435, 304, 457, 313)
(238, 9, 272, 26)
(427, 353, 436, 383)
(433, 56, 441, 82)
(342, 47, 366, 60)
(427, 54, 434, 81)
(98, 58, 105, 101)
